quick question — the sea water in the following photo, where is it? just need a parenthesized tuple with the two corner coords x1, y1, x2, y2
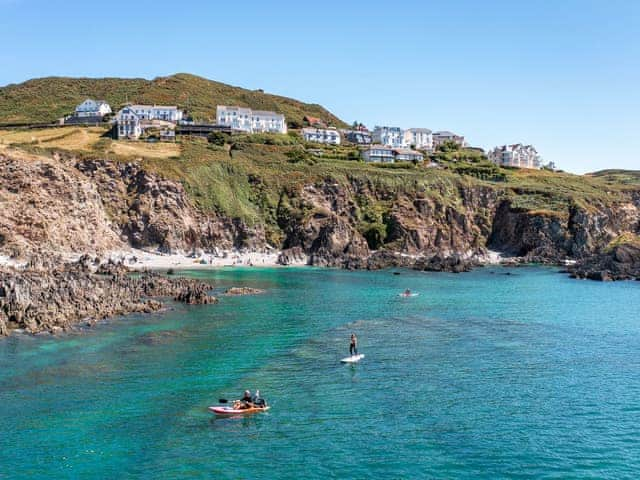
(1, 267, 640, 479)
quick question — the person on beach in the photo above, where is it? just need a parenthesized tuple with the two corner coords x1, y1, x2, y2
(349, 333, 358, 356)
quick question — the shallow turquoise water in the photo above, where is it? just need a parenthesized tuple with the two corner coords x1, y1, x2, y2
(2, 266, 640, 479)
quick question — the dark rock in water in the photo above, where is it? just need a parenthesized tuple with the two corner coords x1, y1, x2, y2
(413, 253, 472, 273)
(568, 243, 640, 281)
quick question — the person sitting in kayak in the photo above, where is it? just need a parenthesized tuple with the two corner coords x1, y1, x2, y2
(404, 288, 411, 296)
(233, 390, 254, 410)
(349, 333, 358, 356)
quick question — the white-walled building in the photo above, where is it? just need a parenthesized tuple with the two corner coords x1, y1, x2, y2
(301, 127, 341, 145)
(127, 104, 183, 122)
(488, 144, 541, 169)
(217, 105, 287, 134)
(361, 145, 396, 163)
(252, 110, 287, 133)
(403, 128, 433, 150)
(115, 107, 142, 139)
(74, 99, 112, 118)
(216, 106, 253, 132)
(432, 131, 465, 149)
(372, 126, 404, 147)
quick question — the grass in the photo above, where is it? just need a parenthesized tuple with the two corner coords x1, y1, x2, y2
(0, 126, 108, 151)
(605, 232, 640, 252)
(0, 73, 348, 127)
(108, 139, 181, 159)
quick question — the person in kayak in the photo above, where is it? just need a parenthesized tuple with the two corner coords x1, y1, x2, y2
(349, 333, 358, 356)
(404, 288, 411, 296)
(233, 390, 254, 409)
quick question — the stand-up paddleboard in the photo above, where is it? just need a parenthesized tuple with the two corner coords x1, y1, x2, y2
(208, 405, 270, 416)
(340, 354, 365, 363)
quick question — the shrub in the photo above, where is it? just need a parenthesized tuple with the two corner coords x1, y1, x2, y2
(207, 131, 229, 146)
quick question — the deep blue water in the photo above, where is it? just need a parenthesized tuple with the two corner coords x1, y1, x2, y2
(1, 266, 640, 479)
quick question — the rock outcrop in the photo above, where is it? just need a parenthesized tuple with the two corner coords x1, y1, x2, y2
(0, 263, 217, 336)
(569, 242, 640, 281)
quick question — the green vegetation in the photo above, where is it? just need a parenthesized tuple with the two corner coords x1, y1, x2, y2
(605, 233, 640, 252)
(0, 73, 347, 126)
(4, 126, 639, 229)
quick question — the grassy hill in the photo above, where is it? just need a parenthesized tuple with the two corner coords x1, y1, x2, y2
(0, 73, 347, 126)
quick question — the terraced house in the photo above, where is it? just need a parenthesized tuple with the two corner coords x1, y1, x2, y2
(127, 104, 183, 122)
(302, 127, 341, 145)
(217, 105, 287, 134)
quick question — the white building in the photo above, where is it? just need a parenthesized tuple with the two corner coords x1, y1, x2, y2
(432, 131, 465, 149)
(74, 99, 112, 118)
(115, 107, 142, 139)
(488, 144, 541, 169)
(301, 127, 341, 145)
(216, 106, 253, 132)
(403, 128, 433, 150)
(217, 105, 287, 134)
(372, 126, 404, 147)
(361, 145, 396, 163)
(127, 104, 183, 122)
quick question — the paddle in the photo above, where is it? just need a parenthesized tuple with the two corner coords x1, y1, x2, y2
(218, 398, 229, 403)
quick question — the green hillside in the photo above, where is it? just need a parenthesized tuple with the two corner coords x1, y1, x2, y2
(0, 73, 347, 126)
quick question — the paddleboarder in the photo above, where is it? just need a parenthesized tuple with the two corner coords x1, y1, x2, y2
(349, 333, 358, 356)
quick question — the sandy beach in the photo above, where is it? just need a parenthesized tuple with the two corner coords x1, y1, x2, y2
(106, 248, 300, 270)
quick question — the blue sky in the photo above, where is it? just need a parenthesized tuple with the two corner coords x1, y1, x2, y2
(1, 0, 638, 173)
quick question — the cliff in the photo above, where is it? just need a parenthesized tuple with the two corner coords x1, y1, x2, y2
(1, 143, 638, 279)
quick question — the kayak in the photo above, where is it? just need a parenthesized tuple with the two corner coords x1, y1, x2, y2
(398, 293, 419, 297)
(208, 405, 270, 416)
(341, 354, 365, 363)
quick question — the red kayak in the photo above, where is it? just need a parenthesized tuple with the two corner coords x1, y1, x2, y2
(208, 405, 270, 416)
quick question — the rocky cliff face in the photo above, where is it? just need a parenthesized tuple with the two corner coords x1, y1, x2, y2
(1, 148, 639, 278)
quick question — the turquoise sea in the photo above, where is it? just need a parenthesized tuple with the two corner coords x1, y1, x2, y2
(1, 267, 640, 479)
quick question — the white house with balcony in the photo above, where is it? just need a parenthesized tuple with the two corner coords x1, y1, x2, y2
(361, 145, 396, 163)
(74, 99, 112, 118)
(403, 128, 433, 150)
(488, 144, 541, 169)
(217, 105, 287, 134)
(302, 127, 341, 145)
(372, 126, 404, 147)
